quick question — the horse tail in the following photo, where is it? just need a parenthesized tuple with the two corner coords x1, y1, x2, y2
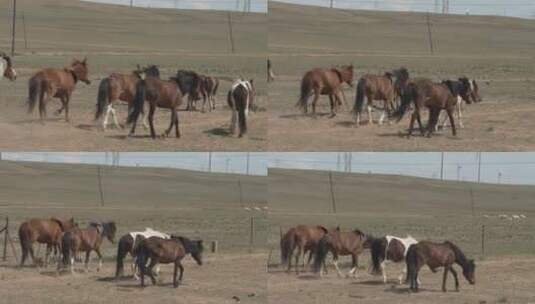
(18, 223, 31, 265)
(95, 77, 110, 120)
(127, 80, 145, 124)
(135, 242, 147, 278)
(354, 77, 366, 114)
(370, 238, 384, 275)
(27, 76, 42, 114)
(280, 231, 293, 266)
(393, 83, 414, 122)
(237, 94, 247, 136)
(61, 232, 73, 267)
(405, 244, 417, 286)
(213, 79, 219, 95)
(115, 236, 129, 278)
(296, 77, 311, 109)
(313, 235, 330, 273)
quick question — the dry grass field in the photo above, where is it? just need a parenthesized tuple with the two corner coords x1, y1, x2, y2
(0, 160, 267, 303)
(267, 168, 535, 303)
(268, 2, 535, 151)
(0, 0, 267, 151)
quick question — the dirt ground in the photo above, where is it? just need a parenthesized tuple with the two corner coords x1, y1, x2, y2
(268, 3, 535, 151)
(267, 256, 535, 304)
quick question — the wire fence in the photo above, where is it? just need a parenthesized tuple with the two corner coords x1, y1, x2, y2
(83, 0, 268, 13)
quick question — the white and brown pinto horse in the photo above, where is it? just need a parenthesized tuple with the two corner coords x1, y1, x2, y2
(0, 52, 16, 81)
(369, 235, 418, 284)
(438, 77, 482, 130)
(115, 227, 170, 279)
(227, 79, 255, 137)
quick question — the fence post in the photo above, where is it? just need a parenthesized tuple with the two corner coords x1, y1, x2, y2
(328, 171, 337, 213)
(481, 224, 485, 258)
(249, 217, 254, 253)
(211, 241, 218, 253)
(2, 217, 8, 261)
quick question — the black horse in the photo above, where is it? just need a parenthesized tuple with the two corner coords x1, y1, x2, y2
(174, 70, 203, 111)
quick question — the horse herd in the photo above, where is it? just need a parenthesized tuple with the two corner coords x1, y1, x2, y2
(280, 225, 476, 292)
(295, 64, 482, 138)
(17, 217, 204, 288)
(1, 55, 256, 139)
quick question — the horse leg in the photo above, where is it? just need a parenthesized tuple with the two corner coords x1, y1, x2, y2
(164, 110, 174, 137)
(457, 96, 464, 128)
(348, 254, 358, 278)
(294, 246, 301, 275)
(147, 259, 158, 285)
(63, 95, 71, 122)
(44, 244, 51, 268)
(95, 248, 103, 272)
(173, 261, 179, 287)
(174, 109, 180, 138)
(449, 266, 459, 291)
(148, 104, 156, 139)
(230, 109, 238, 136)
(442, 266, 449, 292)
(447, 107, 457, 136)
(332, 258, 343, 278)
(111, 104, 121, 129)
(381, 261, 388, 283)
(379, 100, 387, 125)
(415, 110, 425, 136)
(367, 97, 374, 124)
(408, 112, 416, 136)
(311, 90, 320, 118)
(328, 95, 335, 118)
(103, 104, 111, 130)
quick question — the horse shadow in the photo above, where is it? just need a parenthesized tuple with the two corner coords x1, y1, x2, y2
(335, 121, 357, 128)
(107, 134, 156, 140)
(279, 113, 331, 119)
(11, 117, 63, 125)
(204, 127, 232, 137)
(297, 274, 321, 281)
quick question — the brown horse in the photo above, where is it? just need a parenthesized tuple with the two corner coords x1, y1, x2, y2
(354, 72, 397, 126)
(267, 59, 275, 82)
(27, 58, 91, 122)
(60, 221, 116, 274)
(18, 217, 77, 267)
(127, 65, 184, 139)
(136, 236, 203, 288)
(200, 75, 219, 112)
(406, 240, 475, 292)
(228, 79, 255, 138)
(296, 65, 354, 117)
(0, 52, 16, 81)
(394, 78, 457, 137)
(313, 227, 369, 278)
(280, 225, 328, 274)
(95, 65, 148, 130)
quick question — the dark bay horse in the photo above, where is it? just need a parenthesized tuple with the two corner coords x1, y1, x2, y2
(0, 52, 16, 81)
(267, 59, 275, 82)
(354, 72, 397, 126)
(406, 241, 475, 292)
(280, 225, 328, 274)
(127, 65, 184, 139)
(394, 78, 457, 137)
(438, 77, 482, 129)
(27, 58, 91, 122)
(136, 236, 203, 288)
(115, 227, 170, 279)
(18, 217, 77, 267)
(227, 79, 255, 138)
(369, 235, 418, 284)
(174, 70, 203, 111)
(200, 75, 219, 112)
(60, 221, 116, 274)
(297, 65, 354, 117)
(313, 227, 369, 278)
(95, 66, 148, 130)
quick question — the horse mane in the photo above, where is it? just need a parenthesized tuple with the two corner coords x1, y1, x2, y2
(50, 218, 65, 231)
(330, 68, 343, 82)
(352, 228, 365, 236)
(444, 241, 471, 269)
(172, 236, 203, 254)
(394, 67, 409, 80)
(316, 225, 328, 234)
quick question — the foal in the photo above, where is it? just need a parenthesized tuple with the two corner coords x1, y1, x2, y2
(280, 225, 328, 274)
(60, 221, 116, 273)
(136, 236, 203, 288)
(127, 65, 184, 139)
(228, 79, 255, 138)
(354, 72, 397, 126)
(406, 240, 475, 292)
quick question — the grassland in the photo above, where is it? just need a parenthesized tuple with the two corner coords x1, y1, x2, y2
(268, 2, 535, 151)
(267, 168, 535, 303)
(0, 160, 267, 303)
(0, 0, 267, 151)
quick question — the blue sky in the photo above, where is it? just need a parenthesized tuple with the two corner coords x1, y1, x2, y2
(4, 152, 535, 185)
(83, 0, 268, 13)
(273, 0, 535, 19)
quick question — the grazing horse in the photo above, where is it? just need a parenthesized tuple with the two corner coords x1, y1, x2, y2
(368, 235, 418, 284)
(18, 218, 77, 267)
(280, 225, 328, 274)
(438, 77, 482, 129)
(136, 236, 204, 288)
(313, 227, 369, 278)
(406, 241, 475, 292)
(127, 65, 184, 139)
(296, 65, 354, 117)
(27, 58, 91, 122)
(115, 227, 170, 279)
(95, 65, 149, 130)
(354, 72, 397, 126)
(267, 59, 275, 82)
(0, 52, 16, 81)
(227, 79, 255, 138)
(60, 221, 116, 273)
(394, 78, 457, 137)
(174, 70, 203, 111)
(199, 75, 219, 112)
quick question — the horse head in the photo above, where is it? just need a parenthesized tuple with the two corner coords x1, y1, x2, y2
(173, 236, 204, 266)
(463, 259, 476, 284)
(1, 53, 16, 81)
(104, 221, 117, 244)
(341, 65, 354, 87)
(457, 77, 473, 104)
(145, 65, 160, 78)
(470, 79, 482, 102)
(69, 58, 91, 85)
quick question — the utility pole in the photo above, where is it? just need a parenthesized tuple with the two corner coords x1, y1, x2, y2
(130, 0, 133, 7)
(426, 12, 434, 55)
(11, 0, 16, 56)
(227, 12, 235, 53)
(330, 0, 334, 9)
